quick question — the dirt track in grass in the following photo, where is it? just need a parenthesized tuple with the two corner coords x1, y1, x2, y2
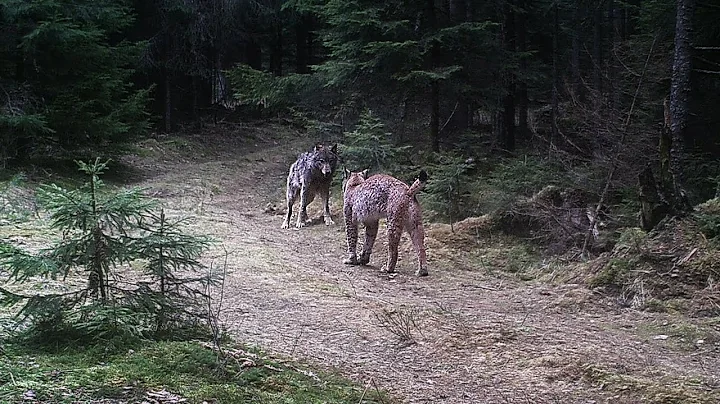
(122, 124, 720, 403)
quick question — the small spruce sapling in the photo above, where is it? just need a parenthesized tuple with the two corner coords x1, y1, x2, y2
(0, 159, 218, 339)
(341, 110, 410, 174)
(424, 153, 475, 231)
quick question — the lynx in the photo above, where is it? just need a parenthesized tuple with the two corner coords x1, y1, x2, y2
(282, 143, 339, 229)
(342, 169, 429, 277)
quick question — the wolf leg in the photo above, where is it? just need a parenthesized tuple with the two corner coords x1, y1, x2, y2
(320, 187, 335, 226)
(281, 184, 297, 229)
(296, 185, 311, 228)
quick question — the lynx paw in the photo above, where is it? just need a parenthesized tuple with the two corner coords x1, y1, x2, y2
(415, 268, 429, 277)
(343, 256, 358, 265)
(324, 217, 335, 226)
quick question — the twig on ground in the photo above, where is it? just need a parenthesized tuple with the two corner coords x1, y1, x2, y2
(343, 270, 358, 298)
(357, 382, 369, 404)
(290, 327, 304, 356)
(206, 244, 230, 361)
(371, 378, 386, 404)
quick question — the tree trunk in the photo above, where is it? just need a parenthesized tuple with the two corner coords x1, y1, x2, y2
(164, 68, 172, 133)
(192, 74, 200, 128)
(246, 41, 262, 70)
(449, 0, 469, 131)
(608, 0, 619, 109)
(497, 0, 516, 151)
(638, 165, 671, 231)
(271, 21, 283, 76)
(660, 97, 672, 188)
(430, 81, 440, 152)
(592, 3, 603, 99)
(551, 2, 559, 146)
(427, 0, 440, 151)
(516, 0, 528, 141)
(571, 0, 583, 102)
(296, 14, 311, 74)
(668, 0, 696, 211)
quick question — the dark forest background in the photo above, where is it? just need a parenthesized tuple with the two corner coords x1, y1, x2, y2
(2, 0, 720, 231)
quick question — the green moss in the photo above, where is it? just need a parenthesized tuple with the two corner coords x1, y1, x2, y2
(0, 339, 390, 404)
(588, 257, 637, 288)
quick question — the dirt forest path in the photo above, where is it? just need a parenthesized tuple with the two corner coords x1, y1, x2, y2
(125, 128, 719, 403)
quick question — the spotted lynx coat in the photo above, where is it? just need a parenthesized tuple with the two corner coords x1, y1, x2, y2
(342, 169, 429, 277)
(282, 143, 339, 229)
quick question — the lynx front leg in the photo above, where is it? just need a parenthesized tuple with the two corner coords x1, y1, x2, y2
(358, 220, 379, 265)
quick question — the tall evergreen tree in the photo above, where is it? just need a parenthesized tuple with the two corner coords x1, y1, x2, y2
(668, 0, 696, 211)
(0, 0, 150, 163)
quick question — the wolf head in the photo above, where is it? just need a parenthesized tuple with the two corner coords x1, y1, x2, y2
(311, 143, 339, 177)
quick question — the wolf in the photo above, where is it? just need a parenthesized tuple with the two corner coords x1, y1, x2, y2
(281, 143, 339, 229)
(342, 169, 429, 277)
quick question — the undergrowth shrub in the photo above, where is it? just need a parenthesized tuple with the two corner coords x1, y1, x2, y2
(0, 159, 218, 340)
(684, 154, 720, 204)
(477, 155, 570, 214)
(0, 174, 35, 224)
(615, 227, 648, 254)
(589, 257, 637, 288)
(695, 198, 720, 242)
(424, 153, 475, 227)
(226, 64, 319, 113)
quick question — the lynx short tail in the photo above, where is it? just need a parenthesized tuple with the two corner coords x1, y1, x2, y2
(406, 170, 428, 197)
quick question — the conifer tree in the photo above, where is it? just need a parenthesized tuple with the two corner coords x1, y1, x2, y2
(0, 0, 150, 163)
(0, 159, 217, 338)
(297, 0, 498, 149)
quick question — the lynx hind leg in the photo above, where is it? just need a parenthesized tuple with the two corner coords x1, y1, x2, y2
(409, 223, 428, 277)
(358, 220, 379, 265)
(407, 207, 428, 276)
(383, 218, 403, 274)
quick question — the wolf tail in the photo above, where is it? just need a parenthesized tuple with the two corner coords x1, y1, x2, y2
(406, 170, 428, 197)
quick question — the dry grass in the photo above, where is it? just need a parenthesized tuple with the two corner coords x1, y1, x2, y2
(372, 306, 425, 344)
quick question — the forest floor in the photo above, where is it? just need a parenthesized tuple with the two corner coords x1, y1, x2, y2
(120, 123, 720, 403)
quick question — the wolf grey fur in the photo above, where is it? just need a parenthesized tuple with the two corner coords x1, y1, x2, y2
(342, 169, 429, 276)
(282, 143, 339, 229)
